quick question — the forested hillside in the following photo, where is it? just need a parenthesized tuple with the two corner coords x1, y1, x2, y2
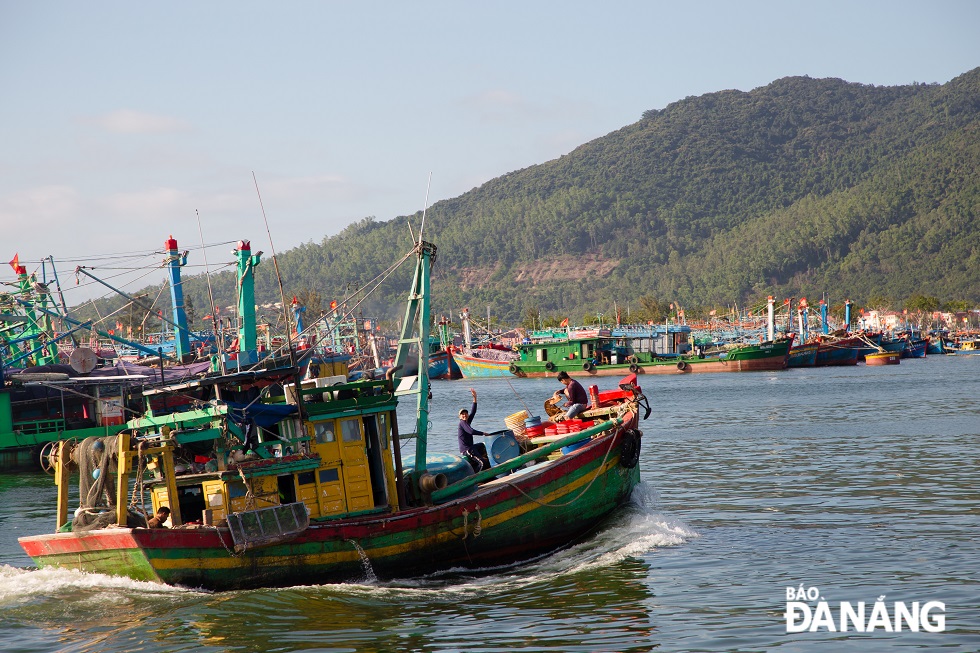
(84, 68, 980, 327)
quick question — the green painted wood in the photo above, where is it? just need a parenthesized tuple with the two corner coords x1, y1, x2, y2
(430, 418, 621, 502)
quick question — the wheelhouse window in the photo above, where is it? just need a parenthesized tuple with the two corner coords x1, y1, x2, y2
(314, 422, 335, 443)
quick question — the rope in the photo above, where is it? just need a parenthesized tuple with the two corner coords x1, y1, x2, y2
(502, 427, 620, 509)
(459, 504, 483, 540)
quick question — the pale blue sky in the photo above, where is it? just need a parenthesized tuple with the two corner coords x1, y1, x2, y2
(1, 1, 978, 303)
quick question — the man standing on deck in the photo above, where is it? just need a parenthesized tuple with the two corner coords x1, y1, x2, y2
(458, 388, 492, 472)
(555, 371, 588, 421)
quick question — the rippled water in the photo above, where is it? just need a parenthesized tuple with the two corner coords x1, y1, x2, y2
(1, 356, 978, 652)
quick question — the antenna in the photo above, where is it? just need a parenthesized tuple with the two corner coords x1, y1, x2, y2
(418, 172, 432, 243)
(195, 210, 227, 374)
(252, 171, 297, 369)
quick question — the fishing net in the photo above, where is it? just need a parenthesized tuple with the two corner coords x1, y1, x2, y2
(72, 435, 148, 531)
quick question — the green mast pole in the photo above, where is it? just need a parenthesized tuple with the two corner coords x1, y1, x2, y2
(392, 240, 437, 485)
(233, 240, 262, 355)
(15, 263, 58, 366)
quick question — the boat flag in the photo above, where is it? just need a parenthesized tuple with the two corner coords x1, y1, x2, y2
(560, 318, 569, 327)
(330, 300, 338, 311)
(8, 253, 19, 271)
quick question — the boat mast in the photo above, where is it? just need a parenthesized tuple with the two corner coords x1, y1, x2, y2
(164, 236, 192, 361)
(392, 239, 437, 485)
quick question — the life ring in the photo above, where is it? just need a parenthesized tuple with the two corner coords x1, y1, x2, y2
(508, 364, 519, 374)
(619, 429, 642, 468)
(629, 363, 640, 373)
(545, 361, 556, 371)
(582, 361, 594, 371)
(676, 360, 688, 371)
(627, 355, 639, 365)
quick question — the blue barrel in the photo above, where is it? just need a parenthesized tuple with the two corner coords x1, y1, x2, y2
(402, 451, 476, 486)
(486, 430, 521, 467)
(524, 416, 542, 427)
(561, 438, 592, 455)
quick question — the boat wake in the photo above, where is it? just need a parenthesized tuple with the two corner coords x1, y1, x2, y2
(296, 481, 698, 599)
(0, 564, 195, 608)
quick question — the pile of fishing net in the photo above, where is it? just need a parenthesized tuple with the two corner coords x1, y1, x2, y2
(72, 435, 148, 531)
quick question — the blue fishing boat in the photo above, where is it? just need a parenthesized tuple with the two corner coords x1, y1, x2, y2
(787, 342, 818, 367)
(814, 335, 861, 366)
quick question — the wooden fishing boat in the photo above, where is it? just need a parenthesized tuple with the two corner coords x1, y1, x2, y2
(0, 237, 326, 471)
(865, 351, 900, 366)
(814, 335, 862, 366)
(452, 346, 516, 378)
(903, 336, 929, 358)
(787, 342, 818, 368)
(19, 240, 647, 590)
(509, 328, 791, 378)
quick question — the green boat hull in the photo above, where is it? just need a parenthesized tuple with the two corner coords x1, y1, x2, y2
(21, 427, 641, 591)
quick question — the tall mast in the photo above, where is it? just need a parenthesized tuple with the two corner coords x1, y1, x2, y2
(392, 240, 437, 482)
(233, 240, 261, 358)
(165, 236, 191, 361)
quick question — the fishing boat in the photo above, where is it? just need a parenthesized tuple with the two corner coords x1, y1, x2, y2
(903, 336, 929, 359)
(865, 351, 900, 366)
(452, 346, 516, 378)
(19, 239, 647, 590)
(787, 342, 818, 368)
(452, 308, 518, 379)
(814, 335, 862, 366)
(0, 237, 308, 471)
(508, 325, 791, 377)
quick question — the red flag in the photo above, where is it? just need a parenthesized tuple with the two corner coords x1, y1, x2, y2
(8, 253, 19, 271)
(559, 318, 569, 327)
(330, 300, 338, 310)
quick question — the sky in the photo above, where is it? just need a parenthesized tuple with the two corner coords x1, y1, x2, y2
(1, 1, 978, 306)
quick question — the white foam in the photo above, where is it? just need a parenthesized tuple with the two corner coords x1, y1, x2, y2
(278, 482, 697, 600)
(0, 564, 194, 605)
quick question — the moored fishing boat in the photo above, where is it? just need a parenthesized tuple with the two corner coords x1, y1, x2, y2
(787, 342, 818, 368)
(18, 239, 647, 590)
(814, 335, 862, 366)
(903, 336, 929, 358)
(0, 236, 312, 471)
(508, 326, 791, 377)
(865, 351, 901, 366)
(452, 346, 516, 378)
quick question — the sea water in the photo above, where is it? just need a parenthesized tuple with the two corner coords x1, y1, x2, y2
(0, 356, 977, 652)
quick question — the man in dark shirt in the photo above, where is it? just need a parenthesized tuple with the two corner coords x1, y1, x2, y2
(458, 388, 491, 471)
(555, 371, 588, 420)
(147, 506, 171, 528)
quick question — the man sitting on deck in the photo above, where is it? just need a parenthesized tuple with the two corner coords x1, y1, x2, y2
(147, 506, 171, 528)
(555, 371, 589, 421)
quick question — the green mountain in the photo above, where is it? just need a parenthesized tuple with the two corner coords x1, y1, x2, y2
(85, 68, 980, 328)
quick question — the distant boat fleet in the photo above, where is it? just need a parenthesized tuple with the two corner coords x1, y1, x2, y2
(441, 297, 978, 380)
(3, 241, 977, 476)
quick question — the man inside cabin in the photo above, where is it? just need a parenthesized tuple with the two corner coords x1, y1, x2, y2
(147, 506, 171, 528)
(458, 388, 492, 472)
(555, 371, 589, 421)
